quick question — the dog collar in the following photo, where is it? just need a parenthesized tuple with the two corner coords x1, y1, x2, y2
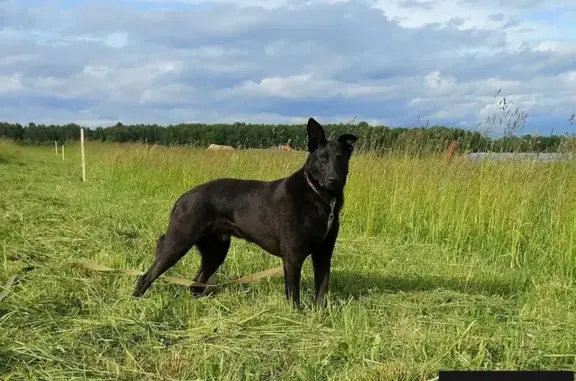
(304, 170, 327, 201)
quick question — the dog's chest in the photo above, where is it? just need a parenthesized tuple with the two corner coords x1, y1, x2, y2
(307, 199, 338, 241)
(324, 199, 337, 239)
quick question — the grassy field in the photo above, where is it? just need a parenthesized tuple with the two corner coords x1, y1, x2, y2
(1, 139, 575, 380)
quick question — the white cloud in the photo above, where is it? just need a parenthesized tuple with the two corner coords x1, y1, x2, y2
(0, 0, 574, 134)
(227, 74, 395, 100)
(0, 74, 23, 93)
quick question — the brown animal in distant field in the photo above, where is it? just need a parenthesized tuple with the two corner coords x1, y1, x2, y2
(268, 144, 295, 152)
(445, 140, 457, 163)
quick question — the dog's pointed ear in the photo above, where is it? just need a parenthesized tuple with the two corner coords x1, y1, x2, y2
(306, 117, 327, 152)
(338, 133, 358, 152)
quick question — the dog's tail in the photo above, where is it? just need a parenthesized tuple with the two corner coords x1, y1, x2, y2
(168, 187, 200, 218)
(169, 190, 192, 217)
(155, 233, 166, 258)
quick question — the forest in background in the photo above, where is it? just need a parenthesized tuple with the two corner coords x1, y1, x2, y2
(1, 120, 573, 154)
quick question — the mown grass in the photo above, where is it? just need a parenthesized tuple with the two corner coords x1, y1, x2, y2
(1, 139, 575, 380)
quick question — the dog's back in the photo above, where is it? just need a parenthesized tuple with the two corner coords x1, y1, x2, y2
(168, 175, 306, 256)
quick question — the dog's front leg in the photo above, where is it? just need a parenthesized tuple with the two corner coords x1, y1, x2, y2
(281, 250, 306, 309)
(312, 222, 339, 309)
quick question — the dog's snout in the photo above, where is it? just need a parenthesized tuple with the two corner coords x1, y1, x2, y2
(327, 177, 337, 184)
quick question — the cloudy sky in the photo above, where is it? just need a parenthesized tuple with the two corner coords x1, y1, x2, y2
(1, 0, 575, 135)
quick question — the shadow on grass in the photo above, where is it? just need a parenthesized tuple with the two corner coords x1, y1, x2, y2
(326, 270, 527, 300)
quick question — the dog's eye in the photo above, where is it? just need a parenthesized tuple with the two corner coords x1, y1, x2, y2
(335, 154, 343, 160)
(319, 153, 328, 161)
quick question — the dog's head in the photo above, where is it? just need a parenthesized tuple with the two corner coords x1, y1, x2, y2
(305, 117, 358, 192)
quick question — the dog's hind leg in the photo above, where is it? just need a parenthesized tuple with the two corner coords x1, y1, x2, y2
(132, 229, 197, 297)
(190, 233, 231, 296)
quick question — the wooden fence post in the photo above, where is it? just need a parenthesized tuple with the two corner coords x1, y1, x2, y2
(80, 129, 86, 182)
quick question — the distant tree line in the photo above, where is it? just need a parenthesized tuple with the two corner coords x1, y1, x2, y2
(0, 121, 571, 154)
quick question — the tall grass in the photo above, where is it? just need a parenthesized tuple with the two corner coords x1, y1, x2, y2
(1, 140, 575, 380)
(84, 140, 576, 276)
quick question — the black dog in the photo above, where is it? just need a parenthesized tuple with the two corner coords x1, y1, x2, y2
(133, 117, 358, 308)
